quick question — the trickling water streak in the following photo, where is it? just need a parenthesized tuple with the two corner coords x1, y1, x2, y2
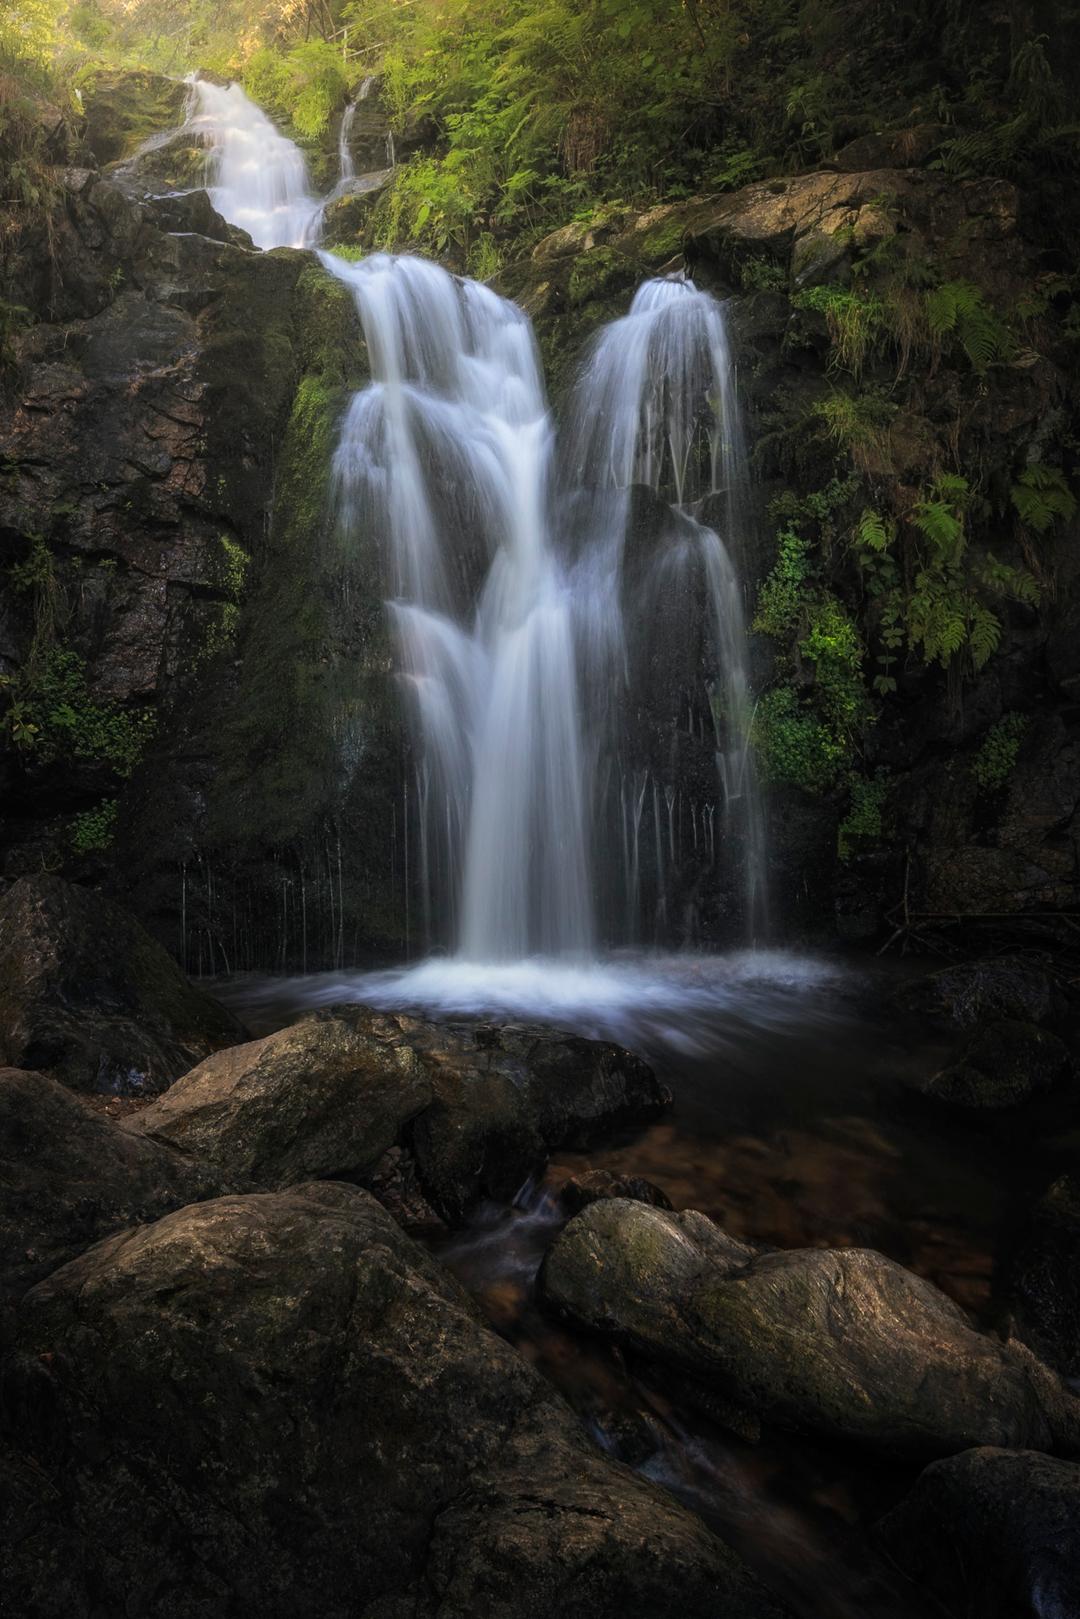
(338, 99, 357, 184)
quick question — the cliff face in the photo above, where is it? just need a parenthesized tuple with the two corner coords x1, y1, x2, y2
(1, 71, 1077, 961)
(0, 75, 408, 970)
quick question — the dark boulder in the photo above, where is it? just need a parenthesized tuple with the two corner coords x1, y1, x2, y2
(0, 1066, 226, 1313)
(540, 1200, 1080, 1460)
(0, 1184, 788, 1619)
(560, 1168, 674, 1214)
(0, 877, 245, 1094)
(394, 1014, 670, 1223)
(129, 1007, 670, 1224)
(877, 1447, 1080, 1618)
(919, 1017, 1072, 1109)
(892, 955, 1064, 1030)
(1009, 1175, 1080, 1377)
(127, 1006, 435, 1188)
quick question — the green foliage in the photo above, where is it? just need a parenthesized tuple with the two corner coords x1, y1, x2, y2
(800, 595, 867, 734)
(243, 40, 346, 142)
(197, 533, 251, 664)
(924, 280, 1012, 374)
(837, 771, 890, 860)
(10, 646, 156, 773)
(792, 286, 885, 377)
(70, 796, 118, 852)
(739, 257, 787, 293)
(751, 685, 846, 795)
(810, 389, 894, 470)
(971, 712, 1028, 793)
(853, 477, 1040, 679)
(753, 526, 811, 638)
(1010, 465, 1077, 533)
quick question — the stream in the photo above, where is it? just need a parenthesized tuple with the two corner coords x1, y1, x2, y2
(217, 952, 1077, 1619)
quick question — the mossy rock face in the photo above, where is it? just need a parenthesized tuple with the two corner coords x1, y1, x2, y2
(77, 68, 189, 166)
(541, 1200, 1080, 1459)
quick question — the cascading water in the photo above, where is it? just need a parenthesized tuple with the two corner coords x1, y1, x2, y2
(189, 80, 766, 966)
(328, 254, 593, 961)
(563, 278, 768, 941)
(188, 78, 322, 249)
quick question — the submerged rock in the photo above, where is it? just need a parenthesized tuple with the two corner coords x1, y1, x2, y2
(877, 1447, 1080, 1618)
(0, 1184, 787, 1619)
(0, 1066, 226, 1311)
(1009, 1175, 1080, 1377)
(128, 1006, 669, 1223)
(540, 1200, 1080, 1460)
(0, 877, 244, 1094)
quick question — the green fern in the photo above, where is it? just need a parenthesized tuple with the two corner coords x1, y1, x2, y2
(925, 281, 1011, 374)
(855, 508, 893, 553)
(1010, 465, 1077, 533)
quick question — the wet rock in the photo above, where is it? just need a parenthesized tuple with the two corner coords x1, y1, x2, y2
(560, 1168, 674, 1214)
(129, 1008, 669, 1224)
(0, 1184, 787, 1619)
(919, 1018, 1072, 1109)
(540, 1200, 1080, 1460)
(892, 954, 1064, 1029)
(0, 1066, 226, 1311)
(128, 1007, 435, 1187)
(1009, 1175, 1080, 1377)
(77, 68, 189, 166)
(0, 877, 245, 1095)
(877, 1447, 1080, 1619)
(404, 1017, 669, 1223)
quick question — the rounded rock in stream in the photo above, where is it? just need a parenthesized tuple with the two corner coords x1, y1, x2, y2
(877, 1446, 1080, 1618)
(539, 1199, 1080, 1461)
(127, 1006, 670, 1223)
(0, 1184, 790, 1619)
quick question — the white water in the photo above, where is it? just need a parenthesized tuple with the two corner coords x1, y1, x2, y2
(338, 99, 357, 184)
(328, 254, 593, 960)
(563, 278, 767, 939)
(189, 79, 322, 249)
(184, 80, 768, 968)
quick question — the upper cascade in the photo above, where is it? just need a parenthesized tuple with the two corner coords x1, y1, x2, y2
(188, 78, 322, 250)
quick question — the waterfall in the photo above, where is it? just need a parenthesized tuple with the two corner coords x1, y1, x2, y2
(338, 100, 357, 184)
(327, 254, 593, 961)
(562, 276, 768, 941)
(189, 79, 322, 250)
(190, 80, 766, 958)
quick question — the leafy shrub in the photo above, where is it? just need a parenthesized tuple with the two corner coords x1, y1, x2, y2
(70, 797, 118, 853)
(753, 526, 811, 637)
(972, 712, 1028, 793)
(793, 286, 885, 376)
(244, 40, 346, 142)
(751, 685, 846, 794)
(837, 771, 890, 860)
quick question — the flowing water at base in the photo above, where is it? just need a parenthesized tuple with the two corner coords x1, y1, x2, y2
(217, 953, 1075, 1619)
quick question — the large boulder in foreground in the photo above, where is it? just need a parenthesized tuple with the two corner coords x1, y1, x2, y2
(128, 1007, 668, 1222)
(540, 1201, 1080, 1461)
(0, 1067, 226, 1312)
(0, 1185, 786, 1619)
(877, 1447, 1080, 1618)
(0, 877, 244, 1095)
